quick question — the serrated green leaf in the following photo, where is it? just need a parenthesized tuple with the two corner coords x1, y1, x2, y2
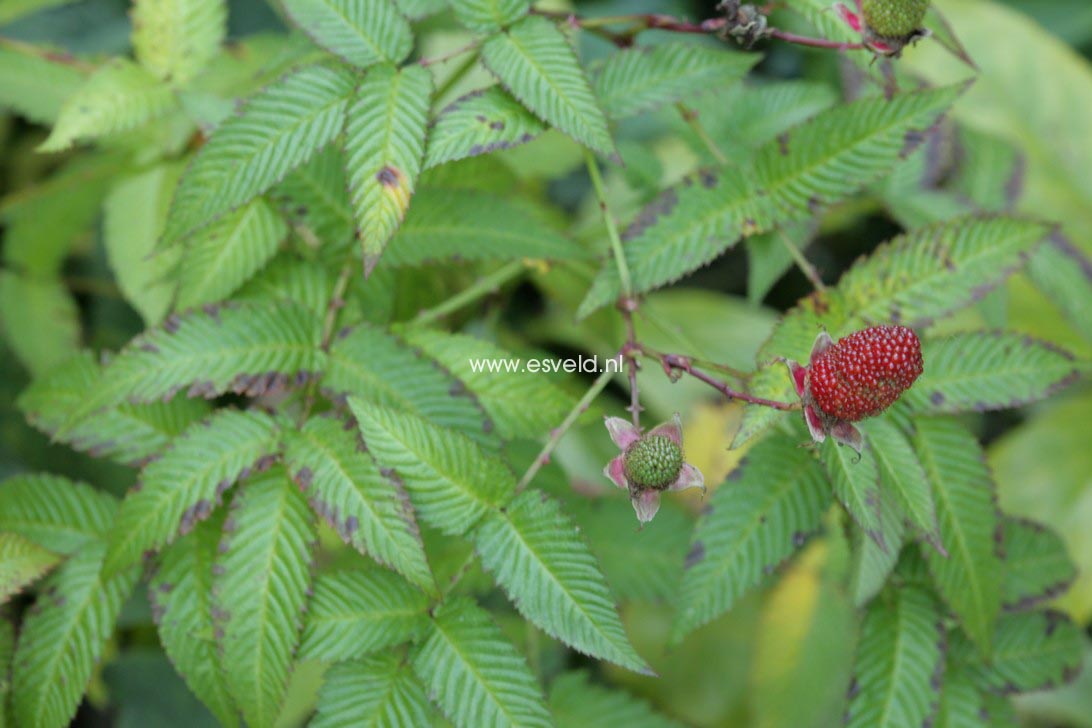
(270, 145, 354, 252)
(233, 255, 333, 317)
(398, 328, 576, 440)
(425, 87, 544, 169)
(215, 467, 315, 728)
(0, 39, 87, 124)
(284, 417, 433, 590)
(104, 164, 182, 325)
(451, 0, 528, 31)
(594, 42, 758, 119)
(12, 543, 138, 728)
(163, 64, 354, 245)
(863, 417, 943, 551)
(0, 271, 80, 377)
(393, 0, 445, 19)
(1000, 518, 1076, 612)
(673, 433, 830, 640)
(0, 533, 60, 604)
(907, 333, 1081, 414)
(578, 85, 963, 317)
(18, 350, 210, 466)
(61, 299, 324, 431)
(282, 0, 411, 68)
(915, 416, 1002, 655)
(384, 189, 585, 266)
(345, 64, 431, 275)
(473, 490, 650, 674)
(39, 58, 176, 152)
(313, 653, 432, 728)
(326, 323, 493, 444)
(0, 473, 116, 554)
(176, 198, 288, 308)
(847, 488, 906, 609)
(838, 216, 1050, 326)
(482, 16, 614, 158)
(845, 585, 945, 728)
(411, 597, 551, 728)
(2, 153, 120, 275)
(549, 670, 683, 728)
(565, 497, 690, 604)
(150, 512, 240, 727)
(821, 438, 890, 553)
(952, 611, 1083, 695)
(349, 399, 513, 535)
(935, 665, 988, 728)
(1027, 234, 1092, 345)
(737, 216, 1053, 448)
(104, 409, 279, 575)
(299, 569, 429, 661)
(132, 0, 226, 85)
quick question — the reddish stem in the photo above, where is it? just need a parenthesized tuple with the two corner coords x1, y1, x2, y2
(620, 302, 643, 428)
(768, 29, 866, 50)
(651, 351, 800, 411)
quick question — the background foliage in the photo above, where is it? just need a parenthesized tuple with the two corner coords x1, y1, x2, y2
(1, 0, 1091, 726)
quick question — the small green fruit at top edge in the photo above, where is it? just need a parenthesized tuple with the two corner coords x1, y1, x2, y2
(861, 0, 929, 39)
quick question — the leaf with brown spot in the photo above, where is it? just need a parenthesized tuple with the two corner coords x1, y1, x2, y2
(345, 64, 431, 276)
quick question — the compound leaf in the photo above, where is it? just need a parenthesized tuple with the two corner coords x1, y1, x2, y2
(282, 0, 412, 68)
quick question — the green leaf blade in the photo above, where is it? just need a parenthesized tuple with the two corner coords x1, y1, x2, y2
(914, 417, 1003, 655)
(175, 198, 289, 309)
(299, 569, 429, 662)
(163, 64, 354, 245)
(132, 0, 226, 84)
(845, 585, 946, 728)
(0, 473, 117, 554)
(313, 653, 432, 728)
(348, 399, 513, 535)
(411, 598, 551, 728)
(674, 434, 830, 640)
(451, 0, 529, 32)
(104, 409, 279, 575)
(62, 299, 325, 430)
(284, 417, 433, 590)
(0, 533, 61, 604)
(482, 16, 614, 158)
(908, 333, 1081, 413)
(345, 64, 432, 275)
(424, 87, 545, 169)
(12, 544, 138, 728)
(150, 512, 240, 727)
(473, 490, 651, 674)
(398, 327, 577, 440)
(39, 59, 176, 152)
(282, 0, 412, 68)
(594, 42, 759, 119)
(215, 467, 315, 728)
(1000, 517, 1077, 612)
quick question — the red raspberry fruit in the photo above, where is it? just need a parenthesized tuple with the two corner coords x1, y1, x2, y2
(807, 325, 923, 422)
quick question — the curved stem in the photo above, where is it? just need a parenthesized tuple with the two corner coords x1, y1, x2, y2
(642, 349, 800, 411)
(411, 261, 524, 327)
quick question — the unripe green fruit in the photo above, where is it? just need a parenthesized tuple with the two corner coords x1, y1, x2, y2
(623, 435, 683, 490)
(862, 0, 928, 38)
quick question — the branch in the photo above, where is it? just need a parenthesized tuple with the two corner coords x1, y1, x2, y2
(642, 349, 800, 411)
(515, 367, 616, 494)
(411, 261, 524, 326)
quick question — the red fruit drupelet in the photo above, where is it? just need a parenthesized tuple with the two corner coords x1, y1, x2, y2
(807, 325, 924, 422)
